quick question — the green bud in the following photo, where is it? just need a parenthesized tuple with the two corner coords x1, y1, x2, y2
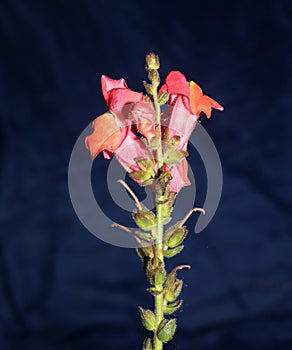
(143, 81, 154, 95)
(162, 203, 173, 221)
(155, 266, 166, 285)
(133, 210, 156, 230)
(146, 53, 160, 70)
(148, 69, 160, 85)
(157, 318, 177, 343)
(164, 268, 185, 302)
(157, 91, 169, 105)
(165, 227, 187, 248)
(169, 136, 181, 148)
(139, 307, 156, 331)
(146, 258, 165, 285)
(143, 337, 153, 350)
(164, 279, 183, 302)
(163, 245, 184, 258)
(136, 245, 153, 263)
(164, 300, 183, 315)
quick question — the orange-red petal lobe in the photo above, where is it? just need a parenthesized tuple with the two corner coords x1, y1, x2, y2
(101, 75, 143, 111)
(85, 113, 122, 159)
(189, 81, 224, 118)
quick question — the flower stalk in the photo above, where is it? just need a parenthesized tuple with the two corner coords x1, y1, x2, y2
(85, 52, 224, 350)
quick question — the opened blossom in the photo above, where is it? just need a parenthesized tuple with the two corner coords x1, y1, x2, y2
(160, 70, 224, 149)
(85, 71, 223, 194)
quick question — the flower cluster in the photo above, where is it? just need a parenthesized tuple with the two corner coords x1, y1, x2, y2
(85, 66, 223, 194)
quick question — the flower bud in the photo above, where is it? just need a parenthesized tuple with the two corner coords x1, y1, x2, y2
(143, 81, 154, 95)
(143, 337, 153, 350)
(157, 318, 177, 343)
(133, 210, 156, 230)
(155, 266, 166, 285)
(164, 279, 183, 302)
(157, 91, 169, 105)
(148, 69, 160, 85)
(146, 53, 160, 70)
(165, 226, 187, 248)
(139, 307, 156, 331)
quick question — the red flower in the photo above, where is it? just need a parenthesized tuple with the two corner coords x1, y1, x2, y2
(85, 75, 144, 160)
(85, 72, 223, 194)
(159, 71, 224, 192)
(161, 71, 224, 118)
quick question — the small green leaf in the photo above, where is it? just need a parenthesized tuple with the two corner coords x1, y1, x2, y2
(143, 337, 153, 350)
(163, 245, 184, 258)
(143, 81, 154, 95)
(135, 231, 153, 240)
(139, 307, 156, 331)
(157, 318, 177, 343)
(130, 170, 152, 181)
(149, 137, 160, 150)
(164, 300, 183, 315)
(157, 91, 169, 105)
(136, 157, 154, 172)
(141, 178, 155, 187)
(164, 148, 188, 164)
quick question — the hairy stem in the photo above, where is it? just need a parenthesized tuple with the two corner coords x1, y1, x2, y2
(152, 77, 165, 350)
(153, 201, 164, 350)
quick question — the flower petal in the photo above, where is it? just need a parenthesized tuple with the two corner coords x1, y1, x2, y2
(131, 101, 156, 140)
(163, 98, 198, 149)
(165, 158, 191, 193)
(101, 75, 143, 110)
(85, 113, 122, 159)
(163, 71, 190, 99)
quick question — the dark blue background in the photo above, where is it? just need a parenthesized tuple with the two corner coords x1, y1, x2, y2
(1, 0, 292, 349)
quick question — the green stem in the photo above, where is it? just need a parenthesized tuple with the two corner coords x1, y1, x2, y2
(153, 88, 163, 171)
(154, 201, 164, 350)
(152, 81, 165, 350)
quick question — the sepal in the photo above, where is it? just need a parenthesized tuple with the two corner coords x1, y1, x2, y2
(163, 245, 184, 258)
(139, 307, 156, 331)
(133, 208, 157, 231)
(164, 300, 183, 315)
(157, 318, 177, 343)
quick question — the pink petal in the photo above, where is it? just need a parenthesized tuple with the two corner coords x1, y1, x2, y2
(131, 101, 155, 140)
(162, 98, 198, 149)
(164, 71, 190, 99)
(164, 159, 191, 193)
(101, 75, 143, 111)
(114, 131, 147, 172)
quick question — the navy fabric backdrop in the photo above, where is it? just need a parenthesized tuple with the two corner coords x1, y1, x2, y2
(1, 0, 292, 349)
